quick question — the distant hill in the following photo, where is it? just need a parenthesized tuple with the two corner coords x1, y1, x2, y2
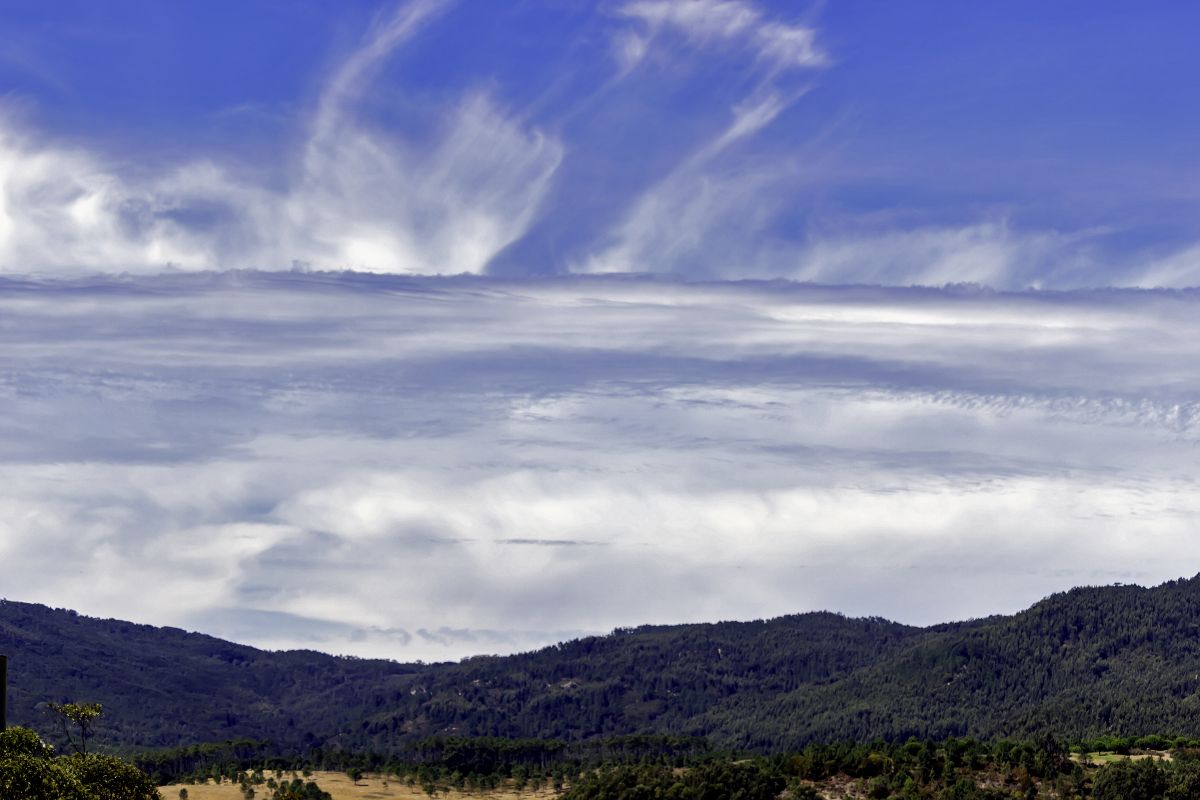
(6, 576, 1200, 754)
(0, 600, 419, 751)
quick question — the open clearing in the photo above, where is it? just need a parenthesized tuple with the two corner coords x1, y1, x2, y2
(161, 756, 1175, 799)
(159, 772, 560, 800)
(1073, 750, 1172, 765)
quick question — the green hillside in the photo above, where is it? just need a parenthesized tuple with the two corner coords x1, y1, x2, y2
(6, 576, 1200, 754)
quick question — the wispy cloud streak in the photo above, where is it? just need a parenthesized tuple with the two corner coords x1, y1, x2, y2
(578, 90, 795, 274)
(3, 1, 1198, 289)
(0, 0, 561, 276)
(580, 1, 824, 277)
(616, 0, 826, 71)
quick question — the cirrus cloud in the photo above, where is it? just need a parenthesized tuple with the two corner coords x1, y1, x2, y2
(0, 0, 561, 276)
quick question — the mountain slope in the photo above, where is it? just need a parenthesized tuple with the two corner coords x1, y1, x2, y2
(6, 577, 1200, 754)
(353, 612, 919, 748)
(0, 599, 421, 750)
(703, 579, 1200, 749)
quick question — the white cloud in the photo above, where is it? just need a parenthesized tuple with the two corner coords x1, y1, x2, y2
(4, 2, 1199, 292)
(578, 1, 824, 273)
(0, 119, 258, 271)
(617, 0, 826, 70)
(1136, 243, 1200, 288)
(578, 90, 793, 274)
(1, 273, 1198, 659)
(610, 30, 651, 76)
(293, 0, 562, 273)
(291, 90, 562, 273)
(311, 0, 453, 140)
(580, 209, 1170, 290)
(0, 0, 561, 276)
(785, 221, 1092, 288)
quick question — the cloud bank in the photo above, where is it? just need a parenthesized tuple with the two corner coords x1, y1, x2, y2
(1, 271, 1197, 660)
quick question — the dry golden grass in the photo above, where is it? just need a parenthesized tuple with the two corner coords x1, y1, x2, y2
(159, 771, 561, 800)
(1073, 750, 1173, 765)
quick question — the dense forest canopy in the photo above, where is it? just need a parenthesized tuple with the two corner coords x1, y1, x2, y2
(6, 576, 1200, 754)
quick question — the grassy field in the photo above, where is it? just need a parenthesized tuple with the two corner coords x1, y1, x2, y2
(1073, 750, 1172, 765)
(159, 772, 561, 800)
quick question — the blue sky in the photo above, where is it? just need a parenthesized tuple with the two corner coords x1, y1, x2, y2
(2, 1, 1199, 661)
(2, 0, 1199, 284)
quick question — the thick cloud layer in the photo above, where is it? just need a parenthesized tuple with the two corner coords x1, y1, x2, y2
(1, 272, 1197, 660)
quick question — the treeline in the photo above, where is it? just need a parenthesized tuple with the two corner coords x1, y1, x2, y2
(130, 739, 275, 784)
(143, 733, 1200, 799)
(133, 734, 714, 786)
(563, 739, 1200, 800)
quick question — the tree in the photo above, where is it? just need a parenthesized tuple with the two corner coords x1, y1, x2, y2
(271, 778, 331, 799)
(0, 754, 88, 800)
(1092, 758, 1169, 800)
(0, 727, 56, 759)
(0, 725, 157, 800)
(61, 753, 159, 800)
(46, 702, 103, 755)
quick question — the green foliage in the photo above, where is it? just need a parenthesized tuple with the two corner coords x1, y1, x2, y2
(0, 754, 88, 800)
(553, 741, 1200, 800)
(564, 761, 784, 800)
(61, 752, 160, 800)
(46, 702, 103, 754)
(270, 777, 332, 799)
(0, 598, 421, 752)
(1163, 759, 1200, 800)
(131, 738, 271, 782)
(1092, 758, 1168, 800)
(0, 725, 158, 800)
(0, 725, 57, 758)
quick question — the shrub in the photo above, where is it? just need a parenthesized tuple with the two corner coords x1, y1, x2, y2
(0, 726, 160, 800)
(61, 752, 160, 800)
(0, 753, 88, 800)
(1093, 758, 1169, 800)
(0, 726, 56, 758)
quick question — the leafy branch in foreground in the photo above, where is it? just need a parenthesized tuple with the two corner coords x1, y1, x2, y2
(45, 702, 103, 755)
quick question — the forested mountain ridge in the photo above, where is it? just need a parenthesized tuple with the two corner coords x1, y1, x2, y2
(703, 580, 1200, 749)
(355, 612, 920, 747)
(0, 599, 420, 750)
(6, 576, 1200, 754)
